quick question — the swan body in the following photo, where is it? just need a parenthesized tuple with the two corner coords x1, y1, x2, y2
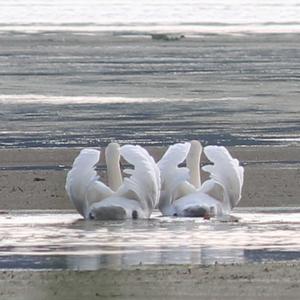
(66, 143, 160, 220)
(158, 141, 244, 218)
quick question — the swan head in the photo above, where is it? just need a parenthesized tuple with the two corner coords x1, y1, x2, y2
(88, 199, 146, 220)
(181, 205, 208, 217)
(89, 206, 127, 220)
(89, 207, 140, 220)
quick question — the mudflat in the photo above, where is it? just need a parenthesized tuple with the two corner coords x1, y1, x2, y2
(1, 263, 300, 300)
(0, 146, 299, 209)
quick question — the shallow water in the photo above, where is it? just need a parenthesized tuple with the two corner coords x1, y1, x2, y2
(1, 208, 300, 270)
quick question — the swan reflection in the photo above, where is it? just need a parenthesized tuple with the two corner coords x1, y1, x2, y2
(0, 210, 300, 270)
(66, 246, 245, 270)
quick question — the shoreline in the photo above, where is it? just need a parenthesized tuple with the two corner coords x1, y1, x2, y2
(0, 146, 299, 209)
(1, 27, 300, 35)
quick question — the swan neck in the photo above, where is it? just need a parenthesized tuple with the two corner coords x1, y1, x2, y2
(106, 145, 123, 191)
(186, 141, 202, 188)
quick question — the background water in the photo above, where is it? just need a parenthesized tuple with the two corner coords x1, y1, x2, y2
(1, 0, 300, 33)
(0, 1, 299, 148)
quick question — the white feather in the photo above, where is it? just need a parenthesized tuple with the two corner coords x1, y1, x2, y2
(157, 142, 193, 213)
(202, 146, 244, 211)
(158, 142, 191, 177)
(65, 149, 113, 218)
(118, 145, 160, 215)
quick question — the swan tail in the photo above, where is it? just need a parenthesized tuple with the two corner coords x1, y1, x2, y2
(66, 149, 112, 218)
(157, 142, 193, 211)
(118, 145, 161, 217)
(202, 146, 244, 213)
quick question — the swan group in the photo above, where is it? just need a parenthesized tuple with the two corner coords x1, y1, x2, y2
(65, 141, 244, 220)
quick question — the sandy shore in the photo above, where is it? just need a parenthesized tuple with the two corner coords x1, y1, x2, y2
(0, 146, 299, 209)
(0, 262, 300, 300)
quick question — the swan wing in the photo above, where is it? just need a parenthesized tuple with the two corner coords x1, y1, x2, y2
(157, 143, 193, 212)
(158, 142, 191, 175)
(202, 146, 244, 212)
(65, 148, 113, 218)
(117, 145, 160, 217)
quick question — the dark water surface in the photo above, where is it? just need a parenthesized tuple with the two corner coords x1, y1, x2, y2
(0, 32, 299, 148)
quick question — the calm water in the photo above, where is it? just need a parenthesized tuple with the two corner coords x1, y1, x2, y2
(1, 208, 300, 270)
(1, 0, 300, 33)
(0, 32, 299, 148)
(0, 1, 299, 148)
(1, 95, 299, 148)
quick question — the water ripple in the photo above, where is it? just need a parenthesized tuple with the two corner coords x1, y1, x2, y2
(0, 209, 300, 270)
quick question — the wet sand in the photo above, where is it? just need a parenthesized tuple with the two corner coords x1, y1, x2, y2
(1, 263, 300, 300)
(0, 146, 299, 209)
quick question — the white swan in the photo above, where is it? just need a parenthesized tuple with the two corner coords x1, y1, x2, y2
(157, 141, 244, 218)
(65, 143, 160, 220)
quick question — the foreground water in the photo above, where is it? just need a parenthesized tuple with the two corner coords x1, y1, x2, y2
(1, 208, 300, 270)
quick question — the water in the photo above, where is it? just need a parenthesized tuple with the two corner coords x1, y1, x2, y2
(1, 208, 300, 270)
(0, 1, 299, 277)
(1, 0, 300, 33)
(1, 94, 299, 148)
(0, 33, 299, 148)
(0, 1, 299, 148)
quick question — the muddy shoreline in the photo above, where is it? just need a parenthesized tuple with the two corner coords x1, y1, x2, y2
(0, 146, 299, 209)
(1, 263, 300, 300)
